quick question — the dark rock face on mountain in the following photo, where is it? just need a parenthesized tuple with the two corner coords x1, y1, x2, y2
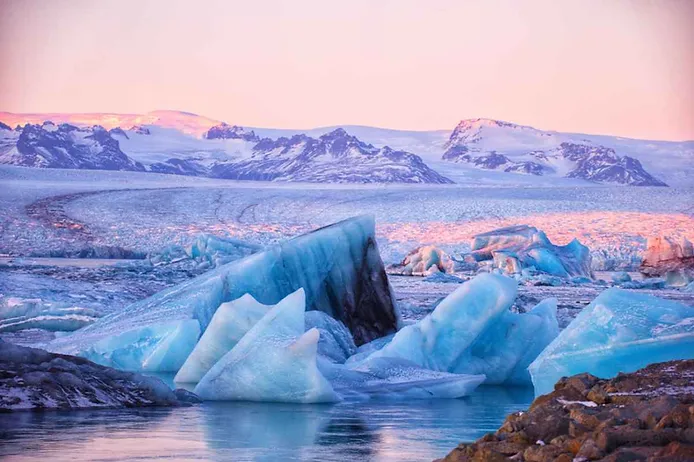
(0, 122, 144, 172)
(559, 143, 668, 186)
(442, 148, 546, 176)
(204, 123, 260, 142)
(131, 125, 151, 135)
(0, 340, 200, 411)
(211, 128, 453, 184)
(505, 161, 545, 175)
(439, 360, 694, 462)
(149, 158, 209, 176)
(0, 121, 11, 131)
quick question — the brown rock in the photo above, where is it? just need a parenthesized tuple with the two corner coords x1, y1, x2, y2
(523, 444, 565, 462)
(576, 438, 605, 460)
(649, 441, 694, 461)
(587, 385, 610, 405)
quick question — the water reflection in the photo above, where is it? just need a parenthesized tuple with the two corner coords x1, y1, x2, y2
(0, 386, 533, 462)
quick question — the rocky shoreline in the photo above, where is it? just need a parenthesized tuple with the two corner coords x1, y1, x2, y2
(0, 340, 199, 411)
(439, 360, 694, 461)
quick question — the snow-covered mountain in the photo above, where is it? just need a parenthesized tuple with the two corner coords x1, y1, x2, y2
(1, 111, 691, 186)
(209, 128, 452, 183)
(0, 120, 452, 184)
(439, 119, 669, 186)
(0, 122, 144, 172)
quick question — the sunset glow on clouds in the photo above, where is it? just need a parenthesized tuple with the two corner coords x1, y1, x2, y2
(0, 0, 692, 140)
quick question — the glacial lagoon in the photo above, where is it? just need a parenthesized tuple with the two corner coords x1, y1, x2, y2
(0, 386, 532, 462)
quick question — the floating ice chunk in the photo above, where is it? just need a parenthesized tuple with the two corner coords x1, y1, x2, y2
(0, 297, 100, 333)
(305, 310, 356, 364)
(529, 288, 694, 396)
(423, 272, 465, 284)
(186, 234, 263, 268)
(175, 294, 270, 383)
(451, 298, 559, 385)
(611, 271, 632, 284)
(319, 357, 485, 400)
(194, 289, 338, 403)
(149, 234, 261, 268)
(47, 216, 398, 362)
(356, 274, 558, 385)
(363, 274, 516, 370)
(619, 278, 666, 290)
(388, 246, 455, 276)
(81, 319, 200, 372)
(471, 225, 592, 279)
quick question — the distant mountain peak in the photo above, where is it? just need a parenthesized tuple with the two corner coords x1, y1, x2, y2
(204, 123, 259, 142)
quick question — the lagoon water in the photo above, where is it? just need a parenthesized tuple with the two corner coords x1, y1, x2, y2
(0, 386, 532, 462)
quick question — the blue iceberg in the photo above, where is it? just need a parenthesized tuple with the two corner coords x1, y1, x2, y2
(354, 274, 559, 385)
(46, 216, 399, 367)
(471, 225, 592, 279)
(175, 294, 271, 383)
(194, 289, 339, 403)
(305, 310, 356, 364)
(81, 319, 200, 372)
(529, 288, 694, 396)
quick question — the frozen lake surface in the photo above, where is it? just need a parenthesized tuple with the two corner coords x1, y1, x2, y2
(0, 386, 533, 462)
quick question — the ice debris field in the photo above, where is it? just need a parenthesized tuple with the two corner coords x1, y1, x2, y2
(10, 215, 689, 404)
(1, 166, 693, 402)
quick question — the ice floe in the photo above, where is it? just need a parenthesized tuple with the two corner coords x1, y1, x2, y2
(529, 288, 694, 396)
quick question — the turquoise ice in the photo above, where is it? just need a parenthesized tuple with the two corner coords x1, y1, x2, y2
(194, 289, 339, 403)
(356, 273, 559, 385)
(529, 288, 694, 396)
(175, 294, 271, 383)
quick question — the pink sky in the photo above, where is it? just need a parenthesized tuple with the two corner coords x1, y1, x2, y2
(0, 0, 692, 140)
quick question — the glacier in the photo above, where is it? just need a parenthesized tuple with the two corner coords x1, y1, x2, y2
(471, 225, 592, 279)
(194, 289, 339, 403)
(46, 216, 398, 369)
(353, 273, 559, 385)
(529, 288, 694, 396)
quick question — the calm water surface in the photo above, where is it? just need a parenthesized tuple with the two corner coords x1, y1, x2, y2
(0, 386, 533, 462)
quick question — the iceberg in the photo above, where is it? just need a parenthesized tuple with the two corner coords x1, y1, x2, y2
(470, 225, 592, 279)
(319, 357, 485, 400)
(0, 297, 101, 333)
(355, 273, 559, 385)
(640, 236, 694, 286)
(194, 289, 339, 403)
(46, 216, 399, 366)
(175, 294, 270, 383)
(305, 310, 356, 364)
(149, 233, 261, 268)
(529, 288, 694, 396)
(81, 319, 200, 372)
(387, 245, 455, 276)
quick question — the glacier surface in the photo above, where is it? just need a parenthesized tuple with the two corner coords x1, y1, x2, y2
(529, 288, 694, 396)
